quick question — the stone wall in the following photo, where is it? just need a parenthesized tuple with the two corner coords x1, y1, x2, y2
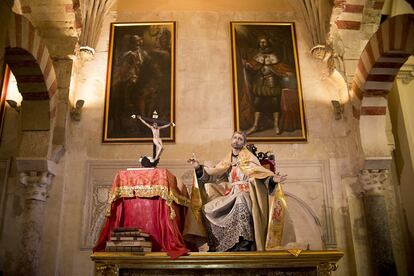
(57, 9, 360, 276)
(0, 3, 370, 276)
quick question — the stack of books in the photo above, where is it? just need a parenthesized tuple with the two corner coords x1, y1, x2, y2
(105, 227, 152, 253)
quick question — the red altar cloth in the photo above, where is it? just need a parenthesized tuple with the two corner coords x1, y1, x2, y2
(93, 168, 191, 259)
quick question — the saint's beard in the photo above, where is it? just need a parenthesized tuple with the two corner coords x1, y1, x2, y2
(231, 142, 243, 150)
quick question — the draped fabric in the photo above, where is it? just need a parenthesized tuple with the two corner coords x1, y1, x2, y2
(108, 169, 190, 219)
(184, 147, 292, 251)
(203, 179, 254, 252)
(93, 197, 189, 259)
(93, 169, 191, 259)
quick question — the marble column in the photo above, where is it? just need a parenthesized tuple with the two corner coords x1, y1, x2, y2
(16, 158, 56, 276)
(359, 169, 397, 276)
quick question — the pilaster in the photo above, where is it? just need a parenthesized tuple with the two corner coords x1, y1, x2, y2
(359, 168, 397, 276)
(15, 158, 57, 276)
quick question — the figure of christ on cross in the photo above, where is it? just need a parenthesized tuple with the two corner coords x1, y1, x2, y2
(136, 115, 175, 161)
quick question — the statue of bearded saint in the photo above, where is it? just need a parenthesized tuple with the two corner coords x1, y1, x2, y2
(186, 131, 294, 252)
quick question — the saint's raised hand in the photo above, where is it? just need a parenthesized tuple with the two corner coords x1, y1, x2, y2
(273, 172, 287, 183)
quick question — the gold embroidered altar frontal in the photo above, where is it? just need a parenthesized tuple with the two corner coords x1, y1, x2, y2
(108, 169, 190, 219)
(91, 250, 343, 276)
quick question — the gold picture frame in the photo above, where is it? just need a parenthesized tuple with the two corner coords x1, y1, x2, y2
(103, 22, 176, 143)
(0, 64, 10, 141)
(231, 22, 307, 142)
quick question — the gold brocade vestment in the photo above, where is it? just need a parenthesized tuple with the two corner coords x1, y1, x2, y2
(184, 147, 290, 251)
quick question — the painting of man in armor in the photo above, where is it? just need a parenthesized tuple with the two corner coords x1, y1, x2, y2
(231, 22, 306, 142)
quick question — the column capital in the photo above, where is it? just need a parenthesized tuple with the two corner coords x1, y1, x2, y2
(396, 63, 414, 85)
(359, 169, 389, 196)
(16, 158, 57, 201)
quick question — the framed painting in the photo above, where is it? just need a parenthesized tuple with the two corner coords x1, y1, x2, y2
(230, 22, 307, 142)
(103, 22, 176, 143)
(0, 64, 10, 141)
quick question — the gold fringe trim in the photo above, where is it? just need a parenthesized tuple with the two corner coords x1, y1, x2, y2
(107, 185, 191, 220)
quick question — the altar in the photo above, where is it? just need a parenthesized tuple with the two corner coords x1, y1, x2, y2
(91, 250, 344, 275)
(92, 167, 345, 275)
(93, 168, 192, 258)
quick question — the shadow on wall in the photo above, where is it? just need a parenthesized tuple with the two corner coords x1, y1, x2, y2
(285, 193, 324, 250)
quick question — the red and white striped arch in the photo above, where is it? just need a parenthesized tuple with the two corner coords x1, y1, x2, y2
(5, 13, 58, 119)
(351, 14, 414, 118)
